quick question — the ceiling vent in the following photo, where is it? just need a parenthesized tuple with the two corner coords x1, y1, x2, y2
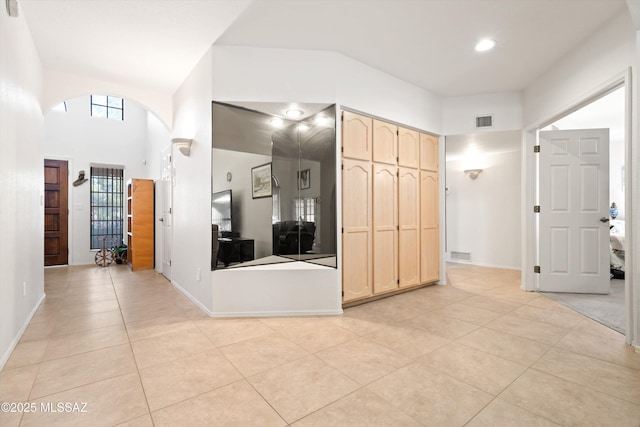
(475, 115, 493, 129)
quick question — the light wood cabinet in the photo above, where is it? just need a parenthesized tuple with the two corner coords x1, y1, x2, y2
(398, 167, 420, 288)
(127, 178, 154, 271)
(373, 163, 398, 294)
(420, 133, 438, 172)
(341, 110, 438, 305)
(342, 111, 372, 161)
(342, 158, 373, 302)
(372, 119, 397, 165)
(421, 171, 439, 283)
(398, 127, 420, 168)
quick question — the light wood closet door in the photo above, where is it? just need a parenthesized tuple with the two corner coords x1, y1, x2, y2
(398, 167, 420, 288)
(421, 171, 439, 283)
(373, 163, 398, 294)
(420, 133, 438, 171)
(372, 120, 397, 165)
(398, 127, 419, 168)
(342, 111, 372, 161)
(342, 158, 373, 302)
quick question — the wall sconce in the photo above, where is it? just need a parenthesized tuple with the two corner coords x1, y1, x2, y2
(464, 169, 483, 180)
(172, 138, 193, 157)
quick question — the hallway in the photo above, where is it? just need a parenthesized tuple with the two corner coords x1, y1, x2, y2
(1, 263, 639, 426)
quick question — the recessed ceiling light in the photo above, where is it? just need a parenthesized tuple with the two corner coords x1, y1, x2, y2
(286, 109, 303, 117)
(475, 39, 496, 52)
(270, 118, 283, 127)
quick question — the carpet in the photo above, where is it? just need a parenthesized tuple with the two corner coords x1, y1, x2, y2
(541, 279, 625, 334)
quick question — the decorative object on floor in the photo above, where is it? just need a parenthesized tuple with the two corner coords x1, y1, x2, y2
(172, 138, 193, 156)
(610, 202, 618, 219)
(298, 168, 310, 189)
(251, 162, 272, 198)
(73, 170, 88, 186)
(464, 169, 483, 180)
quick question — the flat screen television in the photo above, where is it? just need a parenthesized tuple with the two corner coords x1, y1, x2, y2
(212, 189, 232, 233)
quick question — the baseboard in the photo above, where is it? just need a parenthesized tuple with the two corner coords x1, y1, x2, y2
(209, 309, 343, 318)
(446, 259, 521, 271)
(171, 279, 214, 317)
(0, 292, 46, 371)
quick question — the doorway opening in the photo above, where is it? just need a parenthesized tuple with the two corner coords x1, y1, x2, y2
(535, 85, 628, 335)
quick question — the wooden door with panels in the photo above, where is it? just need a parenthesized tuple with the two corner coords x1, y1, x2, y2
(398, 127, 420, 168)
(420, 170, 439, 283)
(420, 133, 438, 172)
(44, 159, 69, 266)
(342, 158, 373, 302)
(398, 167, 420, 287)
(372, 119, 397, 164)
(342, 111, 372, 161)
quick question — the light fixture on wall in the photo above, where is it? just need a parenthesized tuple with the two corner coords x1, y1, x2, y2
(6, 0, 18, 17)
(464, 169, 483, 180)
(172, 138, 193, 157)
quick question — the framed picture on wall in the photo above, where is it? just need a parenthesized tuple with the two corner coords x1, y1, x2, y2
(251, 163, 272, 199)
(298, 169, 310, 190)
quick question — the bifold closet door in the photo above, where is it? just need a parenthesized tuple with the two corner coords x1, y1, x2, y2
(373, 163, 398, 294)
(398, 167, 420, 288)
(372, 120, 397, 165)
(342, 158, 373, 302)
(398, 127, 420, 168)
(421, 171, 439, 283)
(420, 133, 438, 172)
(342, 111, 372, 161)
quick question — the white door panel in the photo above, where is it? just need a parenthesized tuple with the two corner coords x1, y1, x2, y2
(539, 129, 609, 294)
(160, 147, 172, 280)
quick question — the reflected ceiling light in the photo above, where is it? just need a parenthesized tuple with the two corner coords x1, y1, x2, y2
(285, 109, 303, 117)
(298, 124, 309, 132)
(269, 118, 284, 127)
(314, 116, 329, 125)
(475, 38, 496, 52)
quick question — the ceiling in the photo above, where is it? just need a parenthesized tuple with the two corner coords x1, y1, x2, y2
(20, 0, 627, 99)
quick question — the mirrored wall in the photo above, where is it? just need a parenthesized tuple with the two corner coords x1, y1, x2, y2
(211, 102, 336, 270)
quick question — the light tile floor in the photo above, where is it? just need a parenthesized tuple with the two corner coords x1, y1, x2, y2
(1, 263, 640, 426)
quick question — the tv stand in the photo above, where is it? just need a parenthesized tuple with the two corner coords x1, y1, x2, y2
(217, 237, 254, 267)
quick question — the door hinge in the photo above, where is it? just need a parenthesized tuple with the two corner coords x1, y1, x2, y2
(341, 146, 344, 153)
(396, 130, 399, 136)
(169, 208, 172, 214)
(397, 225, 399, 230)
(341, 290, 344, 297)
(169, 260, 172, 266)
(397, 279, 400, 284)
(341, 164, 344, 170)
(534, 265, 541, 274)
(533, 145, 540, 153)
(341, 227, 344, 233)
(533, 205, 540, 213)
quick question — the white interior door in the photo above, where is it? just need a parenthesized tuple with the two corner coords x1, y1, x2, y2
(160, 147, 172, 280)
(538, 128, 610, 294)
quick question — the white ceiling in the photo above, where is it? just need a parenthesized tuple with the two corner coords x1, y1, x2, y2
(19, 0, 627, 98)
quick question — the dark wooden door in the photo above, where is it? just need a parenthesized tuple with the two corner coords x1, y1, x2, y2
(44, 159, 69, 266)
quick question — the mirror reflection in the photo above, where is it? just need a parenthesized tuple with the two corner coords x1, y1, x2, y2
(212, 102, 336, 270)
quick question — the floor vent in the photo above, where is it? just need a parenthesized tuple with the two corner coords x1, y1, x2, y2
(475, 115, 493, 129)
(451, 251, 471, 261)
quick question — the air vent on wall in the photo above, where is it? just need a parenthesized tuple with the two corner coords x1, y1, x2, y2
(451, 251, 472, 262)
(475, 115, 493, 129)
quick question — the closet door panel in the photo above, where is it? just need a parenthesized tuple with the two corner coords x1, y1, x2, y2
(421, 171, 439, 283)
(342, 111, 372, 161)
(398, 167, 420, 288)
(373, 163, 398, 294)
(372, 120, 397, 165)
(342, 159, 373, 302)
(420, 133, 439, 172)
(398, 127, 420, 168)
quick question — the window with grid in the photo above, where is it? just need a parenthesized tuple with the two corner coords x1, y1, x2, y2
(90, 167, 124, 249)
(91, 95, 124, 120)
(293, 196, 316, 223)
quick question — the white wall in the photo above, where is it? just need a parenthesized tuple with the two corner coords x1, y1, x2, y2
(0, 9, 45, 369)
(43, 69, 172, 130)
(43, 96, 153, 265)
(446, 132, 521, 269)
(443, 92, 523, 135)
(171, 46, 214, 313)
(523, 11, 635, 127)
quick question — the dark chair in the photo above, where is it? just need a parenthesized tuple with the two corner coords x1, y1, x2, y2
(274, 221, 316, 254)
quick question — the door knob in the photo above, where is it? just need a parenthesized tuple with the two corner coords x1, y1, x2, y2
(600, 217, 610, 223)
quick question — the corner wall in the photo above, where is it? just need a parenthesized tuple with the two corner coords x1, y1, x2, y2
(0, 8, 45, 368)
